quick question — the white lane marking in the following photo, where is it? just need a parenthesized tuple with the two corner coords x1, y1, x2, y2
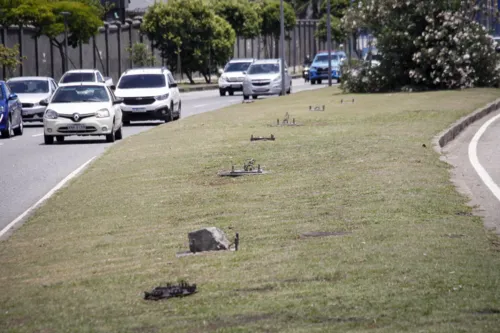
(194, 104, 209, 108)
(32, 133, 43, 137)
(0, 156, 97, 239)
(468, 113, 500, 203)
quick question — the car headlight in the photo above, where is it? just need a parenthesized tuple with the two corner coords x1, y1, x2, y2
(273, 75, 281, 82)
(310, 67, 317, 71)
(45, 109, 58, 119)
(95, 108, 110, 118)
(220, 75, 228, 81)
(0, 106, 3, 112)
(155, 93, 169, 101)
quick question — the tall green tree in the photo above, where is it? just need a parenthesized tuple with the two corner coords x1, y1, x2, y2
(0, 44, 25, 78)
(315, 0, 349, 44)
(259, 0, 296, 57)
(211, 0, 261, 39)
(142, 0, 236, 84)
(1, 0, 103, 73)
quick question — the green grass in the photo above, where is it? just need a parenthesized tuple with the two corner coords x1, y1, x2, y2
(1, 88, 500, 333)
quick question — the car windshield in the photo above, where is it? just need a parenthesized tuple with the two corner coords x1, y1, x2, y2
(314, 54, 339, 62)
(247, 63, 280, 74)
(51, 86, 109, 103)
(224, 62, 252, 72)
(61, 72, 95, 83)
(8, 80, 49, 94)
(117, 74, 166, 89)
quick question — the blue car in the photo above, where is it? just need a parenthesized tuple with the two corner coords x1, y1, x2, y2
(0, 80, 23, 138)
(309, 51, 347, 84)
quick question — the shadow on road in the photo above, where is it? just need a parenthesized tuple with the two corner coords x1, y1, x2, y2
(124, 121, 164, 127)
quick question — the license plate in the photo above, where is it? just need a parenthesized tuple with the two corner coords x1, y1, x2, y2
(254, 88, 268, 92)
(231, 84, 241, 88)
(67, 124, 86, 131)
(132, 107, 146, 112)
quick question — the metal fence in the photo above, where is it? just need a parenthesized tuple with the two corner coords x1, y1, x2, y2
(0, 18, 332, 83)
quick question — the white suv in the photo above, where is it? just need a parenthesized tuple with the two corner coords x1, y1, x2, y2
(113, 67, 181, 125)
(59, 69, 114, 87)
(218, 58, 255, 96)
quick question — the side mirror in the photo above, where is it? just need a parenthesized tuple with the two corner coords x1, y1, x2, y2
(218, 68, 224, 75)
(113, 98, 123, 105)
(8, 93, 17, 101)
(40, 99, 49, 106)
(110, 85, 116, 91)
(169, 83, 178, 88)
(242, 71, 247, 75)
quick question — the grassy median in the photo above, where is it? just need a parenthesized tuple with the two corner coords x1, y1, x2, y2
(1, 87, 500, 332)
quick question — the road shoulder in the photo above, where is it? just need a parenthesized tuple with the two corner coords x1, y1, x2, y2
(442, 109, 500, 234)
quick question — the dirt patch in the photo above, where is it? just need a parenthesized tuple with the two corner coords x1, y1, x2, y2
(472, 308, 500, 315)
(235, 285, 275, 293)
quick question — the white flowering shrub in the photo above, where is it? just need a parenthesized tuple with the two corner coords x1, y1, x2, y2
(340, 61, 389, 93)
(340, 0, 500, 93)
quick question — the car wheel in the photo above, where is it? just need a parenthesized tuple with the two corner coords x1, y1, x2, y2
(115, 126, 123, 140)
(44, 135, 54, 145)
(166, 104, 174, 123)
(219, 89, 226, 97)
(318, 79, 323, 84)
(229, 91, 234, 96)
(56, 135, 65, 143)
(243, 94, 249, 100)
(337, 78, 342, 83)
(123, 120, 131, 126)
(13, 120, 23, 136)
(1, 116, 13, 138)
(311, 80, 316, 85)
(106, 122, 116, 143)
(252, 95, 258, 99)
(174, 101, 181, 120)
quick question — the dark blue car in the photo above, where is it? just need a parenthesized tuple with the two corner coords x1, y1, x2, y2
(0, 80, 23, 138)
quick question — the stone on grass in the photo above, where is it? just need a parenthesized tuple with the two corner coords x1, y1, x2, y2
(188, 227, 230, 253)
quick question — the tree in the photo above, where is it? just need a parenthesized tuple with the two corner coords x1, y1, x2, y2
(142, 0, 236, 84)
(315, 0, 349, 43)
(286, 0, 322, 19)
(340, 0, 500, 92)
(259, 0, 296, 57)
(127, 42, 155, 67)
(0, 44, 25, 79)
(2, 0, 103, 73)
(211, 0, 261, 39)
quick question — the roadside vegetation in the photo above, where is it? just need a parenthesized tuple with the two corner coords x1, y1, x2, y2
(341, 0, 500, 92)
(1, 87, 500, 332)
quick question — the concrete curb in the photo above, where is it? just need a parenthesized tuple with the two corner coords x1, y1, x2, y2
(178, 74, 304, 93)
(432, 97, 500, 153)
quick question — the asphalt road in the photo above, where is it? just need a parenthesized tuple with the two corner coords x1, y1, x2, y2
(444, 109, 500, 234)
(0, 78, 328, 235)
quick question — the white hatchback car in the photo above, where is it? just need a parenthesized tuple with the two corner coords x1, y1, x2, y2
(242, 59, 292, 100)
(218, 58, 254, 96)
(113, 67, 181, 125)
(41, 82, 123, 144)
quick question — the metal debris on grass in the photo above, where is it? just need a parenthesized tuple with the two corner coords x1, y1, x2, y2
(251, 134, 275, 141)
(218, 159, 267, 177)
(144, 280, 197, 301)
(309, 105, 325, 111)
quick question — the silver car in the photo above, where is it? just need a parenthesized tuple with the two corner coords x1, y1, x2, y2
(7, 76, 58, 122)
(242, 59, 292, 100)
